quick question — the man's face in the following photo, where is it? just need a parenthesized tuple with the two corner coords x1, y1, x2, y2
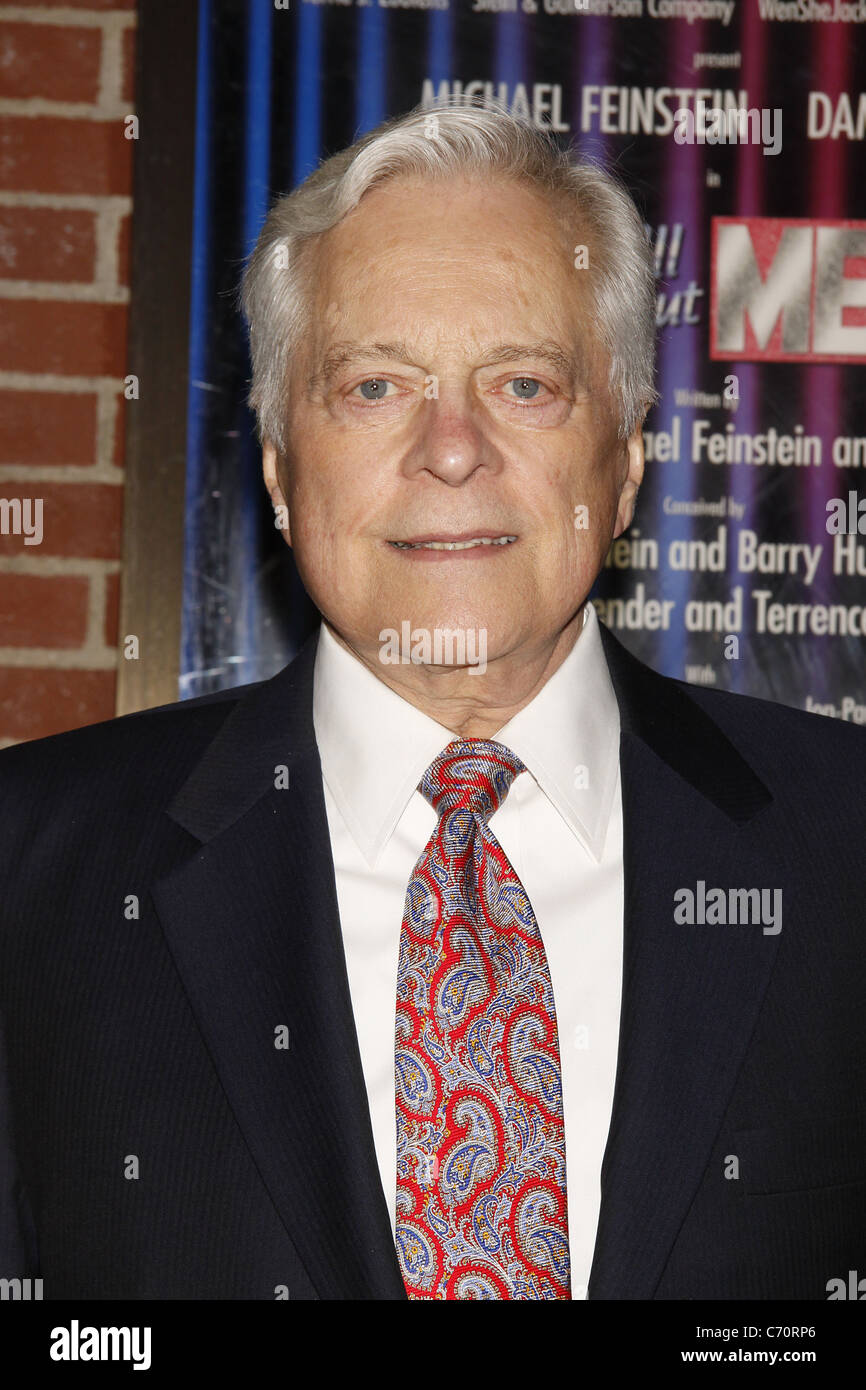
(263, 172, 644, 675)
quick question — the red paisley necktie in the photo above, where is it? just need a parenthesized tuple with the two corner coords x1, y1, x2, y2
(394, 739, 571, 1300)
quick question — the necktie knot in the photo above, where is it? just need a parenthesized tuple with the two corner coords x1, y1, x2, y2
(419, 739, 525, 821)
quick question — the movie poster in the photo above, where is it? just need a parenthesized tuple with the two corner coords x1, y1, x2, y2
(181, 0, 866, 725)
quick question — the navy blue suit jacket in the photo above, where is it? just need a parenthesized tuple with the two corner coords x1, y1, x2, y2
(1, 622, 865, 1299)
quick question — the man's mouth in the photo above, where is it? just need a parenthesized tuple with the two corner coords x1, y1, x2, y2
(389, 535, 518, 551)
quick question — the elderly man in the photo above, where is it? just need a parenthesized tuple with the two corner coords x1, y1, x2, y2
(1, 101, 865, 1303)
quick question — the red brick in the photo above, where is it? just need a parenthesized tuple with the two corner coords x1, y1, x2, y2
(0, 23, 101, 104)
(0, 666, 116, 741)
(0, 117, 133, 196)
(0, 573, 89, 647)
(0, 206, 96, 282)
(0, 483, 122, 558)
(116, 210, 131, 286)
(0, 301, 127, 376)
(122, 25, 136, 107)
(112, 393, 126, 467)
(103, 569, 120, 646)
(0, 390, 97, 465)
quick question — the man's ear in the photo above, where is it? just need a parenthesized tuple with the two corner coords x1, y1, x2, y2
(612, 415, 646, 540)
(262, 439, 292, 546)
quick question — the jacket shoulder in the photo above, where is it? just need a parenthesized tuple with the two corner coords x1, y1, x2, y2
(0, 678, 267, 843)
(598, 619, 866, 777)
(674, 677, 866, 799)
(680, 677, 866, 747)
(0, 678, 263, 766)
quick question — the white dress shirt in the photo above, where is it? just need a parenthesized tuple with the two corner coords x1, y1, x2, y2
(312, 602, 624, 1299)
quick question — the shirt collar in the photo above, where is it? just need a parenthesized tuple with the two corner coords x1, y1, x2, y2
(492, 603, 620, 861)
(312, 603, 620, 868)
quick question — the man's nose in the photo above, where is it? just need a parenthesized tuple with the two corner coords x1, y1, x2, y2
(401, 395, 503, 487)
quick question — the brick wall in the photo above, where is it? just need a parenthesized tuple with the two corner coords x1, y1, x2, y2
(0, 0, 136, 745)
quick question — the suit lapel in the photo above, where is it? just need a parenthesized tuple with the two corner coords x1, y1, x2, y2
(151, 634, 406, 1300)
(588, 626, 781, 1298)
(150, 616, 782, 1301)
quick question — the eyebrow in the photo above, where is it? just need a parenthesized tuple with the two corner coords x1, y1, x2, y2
(307, 338, 583, 392)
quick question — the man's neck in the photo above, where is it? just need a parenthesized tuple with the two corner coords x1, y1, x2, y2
(325, 608, 585, 739)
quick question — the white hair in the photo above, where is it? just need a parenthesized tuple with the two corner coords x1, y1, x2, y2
(240, 97, 658, 449)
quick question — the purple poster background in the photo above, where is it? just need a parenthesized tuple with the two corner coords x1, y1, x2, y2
(182, 0, 866, 725)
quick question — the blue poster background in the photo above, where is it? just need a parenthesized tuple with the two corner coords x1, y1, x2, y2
(180, 0, 866, 726)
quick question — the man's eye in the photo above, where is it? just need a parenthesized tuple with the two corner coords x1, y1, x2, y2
(503, 377, 548, 401)
(353, 378, 394, 401)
